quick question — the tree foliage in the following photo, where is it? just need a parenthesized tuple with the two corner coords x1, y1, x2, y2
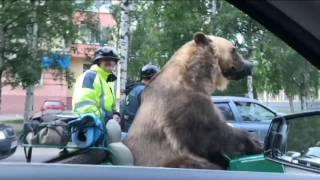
(127, 0, 213, 81)
(0, 0, 95, 111)
(120, 0, 319, 110)
(0, 0, 95, 87)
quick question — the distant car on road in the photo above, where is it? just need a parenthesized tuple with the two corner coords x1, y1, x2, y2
(281, 151, 301, 162)
(304, 147, 320, 158)
(41, 99, 66, 112)
(212, 96, 280, 141)
(296, 147, 320, 167)
(0, 124, 17, 160)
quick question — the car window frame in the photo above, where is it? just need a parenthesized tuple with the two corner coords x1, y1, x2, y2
(214, 101, 236, 122)
(233, 101, 276, 123)
(253, 103, 277, 121)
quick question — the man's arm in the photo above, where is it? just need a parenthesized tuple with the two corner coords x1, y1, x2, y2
(136, 85, 146, 107)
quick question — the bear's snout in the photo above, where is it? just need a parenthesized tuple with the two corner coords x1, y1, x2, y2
(223, 60, 253, 80)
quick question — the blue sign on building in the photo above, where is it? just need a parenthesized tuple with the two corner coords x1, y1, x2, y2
(42, 53, 72, 69)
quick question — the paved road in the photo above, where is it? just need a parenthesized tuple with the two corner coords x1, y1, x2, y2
(0, 113, 23, 121)
(3, 146, 61, 163)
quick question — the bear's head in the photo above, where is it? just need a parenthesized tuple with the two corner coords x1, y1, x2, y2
(193, 32, 253, 90)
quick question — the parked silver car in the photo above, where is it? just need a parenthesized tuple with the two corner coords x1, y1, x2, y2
(212, 96, 280, 141)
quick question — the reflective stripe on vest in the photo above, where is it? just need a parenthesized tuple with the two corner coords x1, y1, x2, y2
(74, 101, 96, 111)
(99, 77, 107, 117)
(98, 77, 114, 120)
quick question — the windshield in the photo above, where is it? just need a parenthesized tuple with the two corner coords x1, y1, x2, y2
(1, 0, 319, 175)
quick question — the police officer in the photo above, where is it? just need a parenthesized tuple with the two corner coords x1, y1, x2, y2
(72, 47, 119, 122)
(122, 64, 160, 132)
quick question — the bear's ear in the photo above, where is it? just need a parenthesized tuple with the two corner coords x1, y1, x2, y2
(193, 32, 209, 45)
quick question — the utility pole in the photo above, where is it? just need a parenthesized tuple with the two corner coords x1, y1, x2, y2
(116, 0, 130, 111)
(0, 23, 4, 112)
(24, 1, 38, 122)
(247, 76, 254, 99)
(247, 60, 257, 99)
(210, 0, 217, 31)
(302, 60, 310, 111)
(212, 0, 217, 15)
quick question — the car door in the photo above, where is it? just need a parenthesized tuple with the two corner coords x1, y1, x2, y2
(231, 101, 276, 141)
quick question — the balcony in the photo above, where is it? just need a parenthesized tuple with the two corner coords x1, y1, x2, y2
(70, 43, 102, 58)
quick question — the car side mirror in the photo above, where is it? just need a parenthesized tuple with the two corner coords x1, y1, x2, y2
(264, 111, 320, 171)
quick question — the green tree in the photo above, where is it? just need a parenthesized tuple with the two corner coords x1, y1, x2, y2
(211, 0, 268, 96)
(0, 0, 94, 112)
(127, 0, 213, 81)
(256, 32, 319, 112)
(124, 0, 320, 112)
(212, 0, 320, 110)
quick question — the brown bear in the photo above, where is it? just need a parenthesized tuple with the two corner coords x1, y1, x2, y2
(125, 32, 263, 169)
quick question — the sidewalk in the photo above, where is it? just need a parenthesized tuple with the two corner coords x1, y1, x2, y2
(0, 113, 23, 121)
